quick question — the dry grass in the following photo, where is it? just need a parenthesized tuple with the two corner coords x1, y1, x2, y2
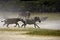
(0, 28, 60, 36)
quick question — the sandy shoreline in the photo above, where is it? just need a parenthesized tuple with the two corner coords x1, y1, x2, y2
(0, 31, 60, 40)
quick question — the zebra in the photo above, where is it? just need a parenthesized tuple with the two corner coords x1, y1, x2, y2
(1, 18, 22, 27)
(19, 11, 31, 19)
(20, 17, 41, 28)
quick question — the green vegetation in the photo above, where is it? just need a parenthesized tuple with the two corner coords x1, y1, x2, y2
(2, 0, 60, 12)
(18, 0, 60, 12)
(26, 28, 60, 36)
(0, 28, 36, 32)
(0, 28, 60, 36)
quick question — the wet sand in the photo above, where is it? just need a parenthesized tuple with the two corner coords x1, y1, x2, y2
(0, 32, 60, 40)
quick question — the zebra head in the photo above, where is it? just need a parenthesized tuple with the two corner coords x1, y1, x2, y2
(34, 17, 41, 23)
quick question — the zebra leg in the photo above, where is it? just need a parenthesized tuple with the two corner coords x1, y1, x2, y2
(14, 23, 20, 28)
(21, 24, 24, 28)
(14, 24, 17, 27)
(6, 24, 9, 28)
(17, 23, 20, 28)
(3, 23, 6, 27)
(34, 24, 36, 28)
(21, 24, 26, 28)
(34, 24, 40, 28)
(24, 24, 26, 28)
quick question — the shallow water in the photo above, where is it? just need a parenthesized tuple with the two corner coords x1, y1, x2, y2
(38, 20, 60, 30)
(0, 20, 60, 30)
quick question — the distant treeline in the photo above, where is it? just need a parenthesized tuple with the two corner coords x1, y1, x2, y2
(0, 0, 60, 12)
(19, 0, 60, 12)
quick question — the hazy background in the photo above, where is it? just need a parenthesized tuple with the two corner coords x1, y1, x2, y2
(0, 0, 60, 30)
(0, 0, 60, 17)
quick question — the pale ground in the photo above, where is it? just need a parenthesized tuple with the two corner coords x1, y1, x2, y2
(0, 20, 60, 30)
(0, 19, 60, 40)
(0, 31, 60, 40)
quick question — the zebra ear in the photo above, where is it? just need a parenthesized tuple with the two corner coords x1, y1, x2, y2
(40, 17, 48, 21)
